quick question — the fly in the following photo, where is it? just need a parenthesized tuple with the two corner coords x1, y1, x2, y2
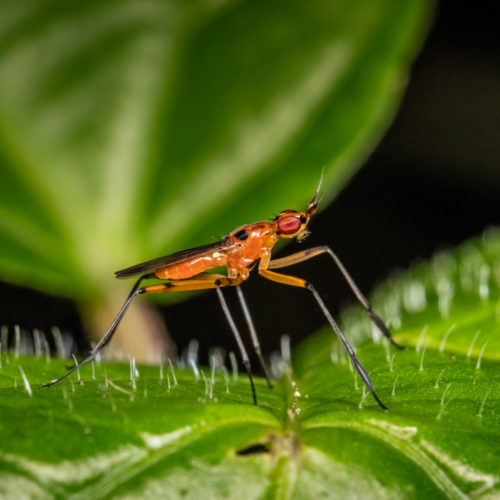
(43, 175, 403, 410)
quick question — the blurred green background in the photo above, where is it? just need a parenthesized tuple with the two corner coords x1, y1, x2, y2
(0, 0, 498, 365)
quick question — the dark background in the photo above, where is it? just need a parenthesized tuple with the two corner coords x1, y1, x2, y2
(1, 1, 499, 367)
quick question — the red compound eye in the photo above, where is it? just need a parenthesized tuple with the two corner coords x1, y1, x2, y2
(277, 216, 302, 234)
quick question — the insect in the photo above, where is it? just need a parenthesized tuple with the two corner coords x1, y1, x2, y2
(43, 175, 402, 409)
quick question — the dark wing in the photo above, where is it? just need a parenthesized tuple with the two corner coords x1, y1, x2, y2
(115, 239, 234, 278)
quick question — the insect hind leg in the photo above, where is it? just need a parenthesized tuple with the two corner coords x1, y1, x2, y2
(127, 272, 156, 298)
(43, 288, 143, 388)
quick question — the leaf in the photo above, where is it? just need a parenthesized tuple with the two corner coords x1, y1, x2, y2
(0, 0, 431, 300)
(1, 230, 499, 498)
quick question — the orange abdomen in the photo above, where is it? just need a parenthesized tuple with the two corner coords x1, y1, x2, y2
(155, 252, 227, 280)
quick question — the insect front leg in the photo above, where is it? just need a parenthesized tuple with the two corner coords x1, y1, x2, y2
(258, 255, 388, 411)
(268, 246, 403, 349)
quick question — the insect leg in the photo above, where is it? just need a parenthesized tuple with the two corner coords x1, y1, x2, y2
(268, 246, 403, 349)
(43, 274, 243, 389)
(42, 288, 144, 388)
(144, 275, 259, 402)
(127, 272, 156, 298)
(236, 286, 273, 388)
(308, 284, 387, 411)
(144, 274, 260, 403)
(259, 263, 387, 410)
(216, 287, 257, 405)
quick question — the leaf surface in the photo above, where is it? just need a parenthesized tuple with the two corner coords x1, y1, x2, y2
(1, 231, 499, 498)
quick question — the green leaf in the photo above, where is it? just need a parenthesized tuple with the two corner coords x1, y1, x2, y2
(1, 230, 499, 498)
(0, 0, 431, 300)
